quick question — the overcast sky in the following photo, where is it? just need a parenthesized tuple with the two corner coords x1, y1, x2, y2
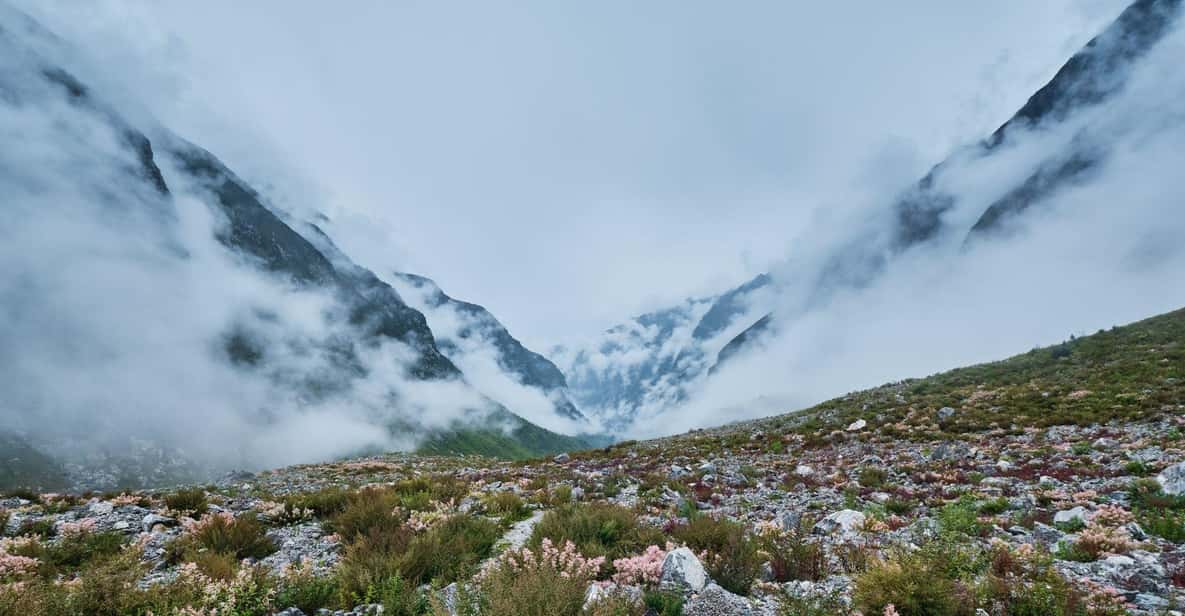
(19, 0, 1130, 350)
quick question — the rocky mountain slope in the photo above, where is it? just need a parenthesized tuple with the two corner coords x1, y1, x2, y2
(2, 303, 1180, 614)
(0, 5, 585, 490)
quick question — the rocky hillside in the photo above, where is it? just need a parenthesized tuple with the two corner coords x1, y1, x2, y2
(1, 305, 1181, 614)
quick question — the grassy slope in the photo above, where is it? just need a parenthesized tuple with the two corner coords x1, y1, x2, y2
(415, 408, 590, 459)
(749, 306, 1185, 442)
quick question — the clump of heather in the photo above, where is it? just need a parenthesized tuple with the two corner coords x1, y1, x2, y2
(473, 538, 606, 616)
(611, 544, 669, 586)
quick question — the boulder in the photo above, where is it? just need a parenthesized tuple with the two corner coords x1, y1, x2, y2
(1053, 506, 1088, 526)
(813, 510, 866, 538)
(660, 547, 707, 593)
(1156, 461, 1185, 495)
(846, 419, 867, 432)
(553, 452, 571, 464)
(141, 513, 177, 533)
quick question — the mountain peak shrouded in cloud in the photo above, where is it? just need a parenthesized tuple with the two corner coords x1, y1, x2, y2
(387, 272, 591, 433)
(0, 5, 585, 489)
(559, 0, 1185, 435)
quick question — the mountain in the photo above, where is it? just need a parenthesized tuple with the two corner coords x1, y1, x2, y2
(562, 0, 1185, 433)
(718, 0, 1184, 361)
(387, 273, 588, 428)
(555, 274, 773, 430)
(0, 6, 585, 490)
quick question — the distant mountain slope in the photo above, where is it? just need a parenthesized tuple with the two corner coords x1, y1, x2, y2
(0, 5, 582, 489)
(712, 0, 1184, 367)
(748, 305, 1185, 441)
(556, 274, 772, 430)
(388, 273, 588, 430)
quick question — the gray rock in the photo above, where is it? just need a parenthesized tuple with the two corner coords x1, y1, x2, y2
(684, 583, 752, 615)
(660, 547, 707, 593)
(937, 406, 957, 421)
(1156, 461, 1185, 495)
(553, 452, 571, 464)
(1053, 506, 1088, 526)
(583, 583, 642, 611)
(846, 419, 867, 432)
(141, 513, 177, 533)
(813, 510, 866, 538)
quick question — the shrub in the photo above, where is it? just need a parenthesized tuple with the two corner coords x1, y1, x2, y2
(530, 503, 663, 572)
(41, 530, 125, 574)
(397, 514, 501, 586)
(853, 544, 975, 616)
(938, 497, 985, 537)
(483, 492, 529, 523)
(337, 526, 413, 604)
(474, 539, 605, 616)
(1139, 508, 1185, 542)
(284, 486, 352, 519)
(758, 523, 827, 582)
(1128, 478, 1185, 510)
(977, 542, 1079, 616)
(670, 515, 761, 595)
(372, 573, 429, 616)
(642, 590, 684, 616)
(163, 487, 209, 516)
(977, 497, 1010, 516)
(16, 519, 54, 539)
(276, 563, 340, 614)
(330, 486, 405, 541)
(336, 513, 499, 605)
(168, 512, 278, 564)
(857, 467, 888, 489)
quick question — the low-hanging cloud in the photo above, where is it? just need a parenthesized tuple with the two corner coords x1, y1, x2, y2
(0, 11, 504, 480)
(631, 15, 1185, 435)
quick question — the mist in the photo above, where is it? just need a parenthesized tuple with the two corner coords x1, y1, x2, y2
(0, 8, 504, 477)
(634, 13, 1185, 435)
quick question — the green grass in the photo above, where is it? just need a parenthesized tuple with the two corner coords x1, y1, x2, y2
(415, 409, 591, 459)
(764, 306, 1185, 441)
